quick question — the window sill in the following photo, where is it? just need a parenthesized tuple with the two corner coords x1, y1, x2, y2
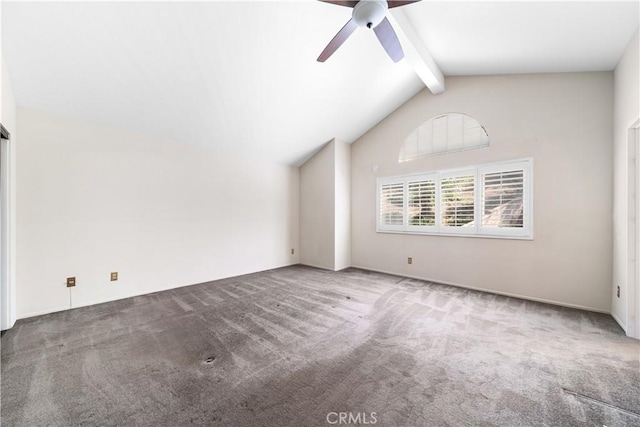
(376, 229, 534, 241)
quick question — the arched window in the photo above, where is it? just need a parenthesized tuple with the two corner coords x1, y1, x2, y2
(399, 113, 489, 162)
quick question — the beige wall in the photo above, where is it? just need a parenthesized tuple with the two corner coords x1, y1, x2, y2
(299, 139, 351, 271)
(300, 140, 335, 270)
(1, 54, 18, 329)
(334, 140, 351, 270)
(351, 73, 613, 312)
(612, 30, 640, 331)
(16, 108, 299, 318)
(1, 57, 16, 131)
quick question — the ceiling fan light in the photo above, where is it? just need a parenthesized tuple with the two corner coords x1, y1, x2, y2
(352, 0, 388, 29)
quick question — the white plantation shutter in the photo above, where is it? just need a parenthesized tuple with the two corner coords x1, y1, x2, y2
(478, 160, 532, 237)
(482, 170, 524, 228)
(408, 176, 436, 228)
(376, 159, 532, 238)
(378, 181, 404, 230)
(440, 174, 475, 229)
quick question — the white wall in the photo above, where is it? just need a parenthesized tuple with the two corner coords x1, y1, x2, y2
(16, 108, 299, 318)
(612, 30, 640, 331)
(300, 140, 335, 270)
(1, 59, 16, 131)
(352, 72, 613, 312)
(1, 54, 18, 329)
(334, 140, 351, 271)
(299, 139, 351, 271)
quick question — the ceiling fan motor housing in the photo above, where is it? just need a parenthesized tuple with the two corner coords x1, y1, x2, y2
(352, 0, 388, 29)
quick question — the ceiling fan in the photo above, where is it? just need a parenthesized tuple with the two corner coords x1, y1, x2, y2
(317, 0, 421, 63)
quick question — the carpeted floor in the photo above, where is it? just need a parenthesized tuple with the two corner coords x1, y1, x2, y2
(1, 265, 639, 426)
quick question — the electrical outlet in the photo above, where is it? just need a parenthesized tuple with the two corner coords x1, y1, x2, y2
(407, 257, 413, 265)
(110, 272, 118, 281)
(66, 277, 76, 288)
(291, 248, 295, 255)
(617, 286, 620, 298)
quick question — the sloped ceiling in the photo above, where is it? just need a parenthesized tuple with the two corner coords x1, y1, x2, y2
(2, 1, 638, 166)
(406, 1, 640, 76)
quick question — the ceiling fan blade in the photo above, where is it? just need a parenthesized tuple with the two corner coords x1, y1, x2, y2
(317, 18, 359, 62)
(317, 0, 358, 7)
(373, 17, 404, 62)
(387, 0, 421, 8)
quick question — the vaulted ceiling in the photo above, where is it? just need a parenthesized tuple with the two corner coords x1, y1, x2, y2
(2, 1, 638, 165)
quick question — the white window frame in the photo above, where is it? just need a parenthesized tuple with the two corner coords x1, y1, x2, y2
(376, 158, 533, 240)
(478, 160, 532, 238)
(406, 173, 438, 233)
(377, 177, 406, 232)
(438, 168, 477, 235)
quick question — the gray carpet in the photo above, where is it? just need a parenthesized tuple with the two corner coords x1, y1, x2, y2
(1, 265, 639, 426)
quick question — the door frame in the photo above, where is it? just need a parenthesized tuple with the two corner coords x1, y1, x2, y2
(627, 119, 640, 339)
(0, 123, 15, 331)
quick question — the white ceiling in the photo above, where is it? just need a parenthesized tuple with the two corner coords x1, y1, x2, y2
(2, 1, 638, 166)
(406, 1, 640, 76)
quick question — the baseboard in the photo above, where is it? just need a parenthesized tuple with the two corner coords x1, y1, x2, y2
(19, 283, 204, 319)
(16, 263, 612, 321)
(351, 265, 611, 314)
(298, 262, 334, 271)
(611, 312, 627, 332)
(18, 305, 72, 319)
(16, 262, 299, 321)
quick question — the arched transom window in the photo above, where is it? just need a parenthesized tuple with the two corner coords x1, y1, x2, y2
(399, 113, 489, 162)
